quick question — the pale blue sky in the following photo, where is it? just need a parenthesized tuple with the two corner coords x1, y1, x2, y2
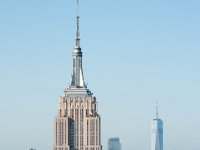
(0, 0, 200, 150)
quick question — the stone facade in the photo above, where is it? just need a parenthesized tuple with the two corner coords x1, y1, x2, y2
(53, 90, 101, 150)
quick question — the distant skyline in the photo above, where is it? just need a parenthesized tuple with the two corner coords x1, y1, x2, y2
(108, 138, 121, 150)
(0, 0, 200, 150)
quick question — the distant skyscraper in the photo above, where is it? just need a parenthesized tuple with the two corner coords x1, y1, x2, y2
(151, 105, 163, 150)
(53, 1, 102, 150)
(108, 138, 121, 150)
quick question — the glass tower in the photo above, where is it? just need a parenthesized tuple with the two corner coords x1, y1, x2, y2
(151, 106, 163, 150)
(108, 138, 121, 150)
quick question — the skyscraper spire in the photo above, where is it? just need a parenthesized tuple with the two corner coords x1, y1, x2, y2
(156, 102, 159, 119)
(76, 0, 80, 47)
(151, 102, 163, 150)
(71, 0, 85, 88)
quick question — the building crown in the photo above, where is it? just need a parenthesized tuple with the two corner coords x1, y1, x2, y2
(70, 0, 86, 88)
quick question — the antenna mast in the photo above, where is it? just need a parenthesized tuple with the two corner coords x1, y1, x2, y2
(76, 0, 80, 47)
(156, 102, 159, 119)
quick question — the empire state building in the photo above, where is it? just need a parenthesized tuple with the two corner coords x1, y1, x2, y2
(53, 1, 102, 150)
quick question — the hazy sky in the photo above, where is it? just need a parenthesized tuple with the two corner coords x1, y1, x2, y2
(0, 0, 200, 150)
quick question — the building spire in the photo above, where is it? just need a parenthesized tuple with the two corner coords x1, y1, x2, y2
(76, 0, 80, 47)
(70, 0, 85, 88)
(156, 102, 159, 119)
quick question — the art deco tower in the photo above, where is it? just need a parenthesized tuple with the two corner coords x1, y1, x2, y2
(151, 105, 163, 150)
(53, 1, 102, 150)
